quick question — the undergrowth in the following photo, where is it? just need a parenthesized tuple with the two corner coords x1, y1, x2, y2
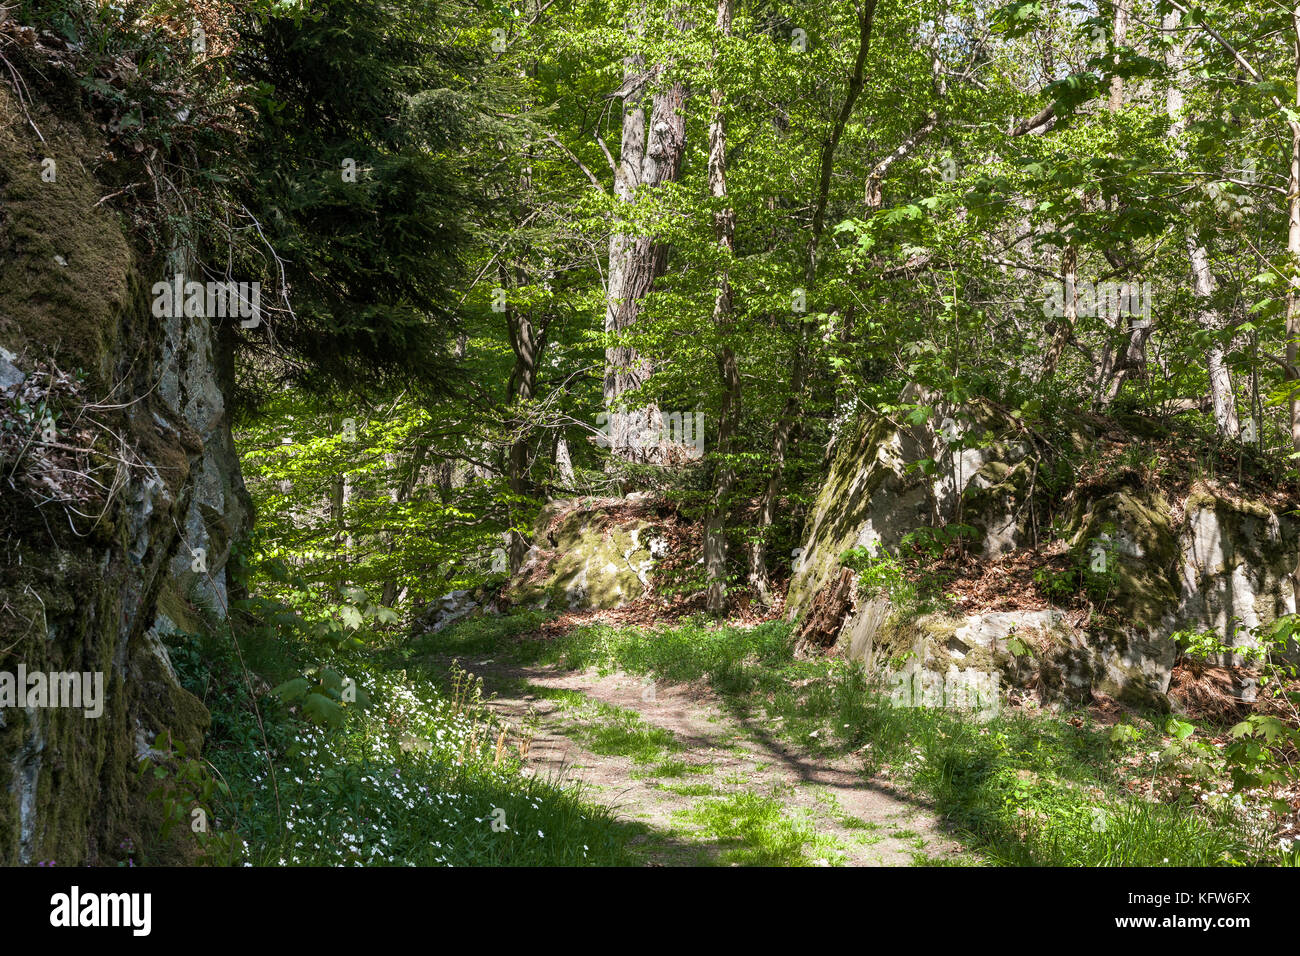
(163, 600, 642, 866)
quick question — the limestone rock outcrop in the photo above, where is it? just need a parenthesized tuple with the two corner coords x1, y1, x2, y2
(506, 495, 668, 611)
(0, 86, 250, 864)
(789, 395, 1299, 708)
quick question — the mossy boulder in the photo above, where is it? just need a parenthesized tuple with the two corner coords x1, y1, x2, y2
(788, 390, 1029, 616)
(506, 498, 660, 610)
(845, 605, 1095, 704)
(961, 457, 1036, 557)
(789, 392, 1300, 709)
(1069, 485, 1181, 624)
(1174, 483, 1300, 664)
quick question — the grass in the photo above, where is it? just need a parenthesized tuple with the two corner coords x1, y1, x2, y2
(810, 787, 882, 832)
(676, 793, 847, 866)
(840, 817, 880, 831)
(430, 612, 1280, 866)
(405, 609, 558, 663)
(651, 758, 714, 778)
(554, 698, 682, 764)
(661, 782, 717, 797)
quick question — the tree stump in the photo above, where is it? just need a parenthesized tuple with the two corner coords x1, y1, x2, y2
(795, 566, 857, 653)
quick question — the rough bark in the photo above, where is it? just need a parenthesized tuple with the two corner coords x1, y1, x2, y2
(1288, 5, 1300, 604)
(604, 32, 686, 464)
(1108, 0, 1130, 113)
(1038, 243, 1077, 384)
(1165, 12, 1239, 436)
(794, 567, 857, 650)
(380, 443, 429, 607)
(1093, 0, 1150, 405)
(505, 266, 543, 574)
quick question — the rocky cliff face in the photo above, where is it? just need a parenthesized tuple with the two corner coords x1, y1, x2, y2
(787, 394, 1299, 709)
(0, 87, 250, 864)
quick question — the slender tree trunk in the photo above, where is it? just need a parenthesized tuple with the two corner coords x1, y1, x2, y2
(1190, 241, 1240, 435)
(1287, 5, 1300, 605)
(1165, 12, 1239, 436)
(1108, 0, 1129, 113)
(604, 50, 642, 463)
(380, 443, 428, 607)
(705, 0, 738, 613)
(1039, 244, 1076, 383)
(505, 262, 543, 574)
(554, 434, 576, 488)
(865, 114, 937, 208)
(1099, 302, 1153, 404)
(330, 470, 346, 592)
(1093, 0, 1151, 405)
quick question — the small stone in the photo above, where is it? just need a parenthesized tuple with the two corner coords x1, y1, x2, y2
(0, 346, 24, 391)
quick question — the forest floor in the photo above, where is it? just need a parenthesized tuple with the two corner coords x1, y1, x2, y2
(428, 651, 975, 866)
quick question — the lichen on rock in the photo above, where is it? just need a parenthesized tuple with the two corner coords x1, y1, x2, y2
(786, 393, 1300, 710)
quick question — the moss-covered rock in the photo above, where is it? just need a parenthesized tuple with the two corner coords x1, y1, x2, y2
(789, 394, 1300, 709)
(1069, 486, 1181, 624)
(506, 498, 659, 610)
(962, 457, 1036, 557)
(1174, 483, 1300, 664)
(0, 84, 246, 866)
(788, 391, 1030, 615)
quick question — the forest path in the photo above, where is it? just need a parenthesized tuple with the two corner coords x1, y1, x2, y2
(442, 654, 974, 866)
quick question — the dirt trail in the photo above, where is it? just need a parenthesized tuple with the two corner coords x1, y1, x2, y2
(454, 655, 974, 866)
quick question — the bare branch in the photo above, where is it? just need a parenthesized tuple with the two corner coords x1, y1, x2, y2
(544, 133, 606, 193)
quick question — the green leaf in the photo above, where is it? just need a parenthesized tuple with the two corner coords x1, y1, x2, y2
(272, 677, 311, 702)
(303, 692, 346, 729)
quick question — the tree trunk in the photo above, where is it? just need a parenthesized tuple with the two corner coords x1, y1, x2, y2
(1166, 12, 1239, 437)
(1288, 5, 1300, 605)
(604, 36, 685, 464)
(1190, 240, 1240, 436)
(554, 434, 576, 489)
(380, 443, 428, 607)
(1108, 0, 1130, 113)
(1097, 302, 1153, 405)
(1092, 0, 1151, 405)
(1038, 244, 1076, 384)
(704, 0, 738, 614)
(505, 265, 542, 574)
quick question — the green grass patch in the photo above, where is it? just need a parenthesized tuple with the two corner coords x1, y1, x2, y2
(559, 699, 682, 764)
(166, 614, 643, 866)
(677, 793, 847, 867)
(661, 782, 718, 797)
(650, 758, 715, 778)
